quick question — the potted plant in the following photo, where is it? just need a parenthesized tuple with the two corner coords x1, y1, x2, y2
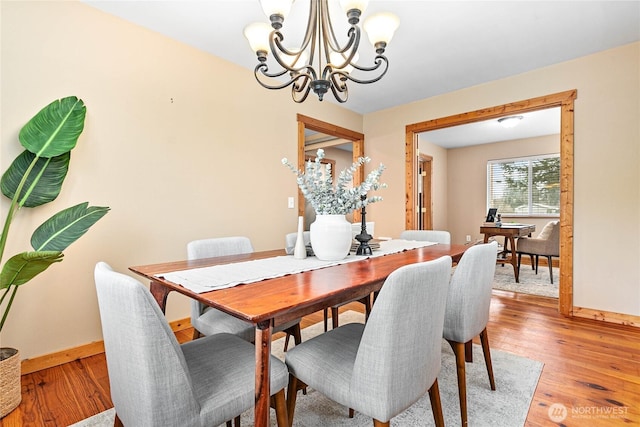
(282, 149, 385, 261)
(0, 96, 109, 418)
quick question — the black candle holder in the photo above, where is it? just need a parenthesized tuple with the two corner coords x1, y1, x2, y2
(355, 195, 373, 255)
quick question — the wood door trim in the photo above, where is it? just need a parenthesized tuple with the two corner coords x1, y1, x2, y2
(405, 90, 577, 316)
(297, 114, 364, 141)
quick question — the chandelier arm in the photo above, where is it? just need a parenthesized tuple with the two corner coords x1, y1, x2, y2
(349, 55, 388, 73)
(332, 27, 359, 60)
(293, 67, 318, 94)
(270, 31, 300, 72)
(319, 7, 360, 81)
(254, 62, 290, 79)
(343, 56, 390, 84)
(330, 69, 350, 83)
(329, 74, 349, 103)
(304, 65, 319, 82)
(254, 64, 315, 91)
(270, 1, 316, 73)
(320, 1, 359, 71)
(272, 42, 307, 73)
(292, 80, 313, 103)
(325, 18, 359, 63)
(292, 73, 311, 92)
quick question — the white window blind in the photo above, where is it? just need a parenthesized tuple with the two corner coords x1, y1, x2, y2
(487, 154, 560, 216)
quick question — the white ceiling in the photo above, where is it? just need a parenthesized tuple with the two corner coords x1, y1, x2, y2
(82, 0, 639, 146)
(420, 107, 561, 149)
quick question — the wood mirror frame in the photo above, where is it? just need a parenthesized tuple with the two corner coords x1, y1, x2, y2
(297, 114, 365, 221)
(404, 90, 577, 316)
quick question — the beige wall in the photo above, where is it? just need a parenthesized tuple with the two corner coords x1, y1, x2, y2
(2, 1, 638, 360)
(364, 42, 640, 317)
(445, 134, 560, 244)
(0, 1, 361, 359)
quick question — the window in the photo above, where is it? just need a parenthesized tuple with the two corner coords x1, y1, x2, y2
(487, 154, 560, 216)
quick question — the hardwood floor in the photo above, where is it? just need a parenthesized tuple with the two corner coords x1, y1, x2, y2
(2, 293, 639, 426)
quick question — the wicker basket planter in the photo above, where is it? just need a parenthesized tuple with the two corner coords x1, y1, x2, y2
(0, 348, 21, 418)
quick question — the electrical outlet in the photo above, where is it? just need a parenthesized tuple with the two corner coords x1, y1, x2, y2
(466, 235, 472, 242)
(287, 197, 294, 209)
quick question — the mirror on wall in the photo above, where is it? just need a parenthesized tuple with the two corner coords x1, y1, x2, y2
(304, 136, 353, 228)
(297, 114, 365, 230)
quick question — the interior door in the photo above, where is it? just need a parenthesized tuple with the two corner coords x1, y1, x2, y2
(417, 154, 433, 230)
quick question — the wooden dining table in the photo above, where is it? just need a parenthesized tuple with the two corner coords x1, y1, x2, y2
(480, 224, 535, 283)
(130, 242, 468, 427)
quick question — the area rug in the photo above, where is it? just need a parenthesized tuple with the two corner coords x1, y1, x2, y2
(69, 410, 114, 427)
(71, 311, 543, 427)
(492, 262, 559, 298)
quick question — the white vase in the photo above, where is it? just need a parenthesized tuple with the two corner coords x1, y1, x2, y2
(293, 216, 307, 259)
(310, 214, 353, 261)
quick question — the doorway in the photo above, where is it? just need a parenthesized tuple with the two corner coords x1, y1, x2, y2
(404, 90, 577, 317)
(417, 154, 432, 230)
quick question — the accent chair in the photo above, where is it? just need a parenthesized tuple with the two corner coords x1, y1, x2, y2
(516, 220, 560, 284)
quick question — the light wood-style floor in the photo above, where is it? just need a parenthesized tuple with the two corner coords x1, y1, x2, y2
(2, 291, 639, 426)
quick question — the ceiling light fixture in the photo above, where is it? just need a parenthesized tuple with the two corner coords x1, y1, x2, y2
(244, 0, 399, 103)
(497, 116, 524, 128)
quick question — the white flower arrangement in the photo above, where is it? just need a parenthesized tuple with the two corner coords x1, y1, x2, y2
(282, 149, 386, 215)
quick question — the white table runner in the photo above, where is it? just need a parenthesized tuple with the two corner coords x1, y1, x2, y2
(159, 239, 436, 293)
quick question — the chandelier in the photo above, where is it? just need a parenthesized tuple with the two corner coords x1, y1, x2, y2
(244, 0, 399, 103)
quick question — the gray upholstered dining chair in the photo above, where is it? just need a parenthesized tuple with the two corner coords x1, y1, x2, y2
(400, 229, 451, 244)
(94, 262, 289, 427)
(189, 236, 301, 351)
(516, 220, 560, 283)
(285, 231, 310, 255)
(285, 232, 372, 332)
(443, 241, 498, 426)
(285, 256, 452, 427)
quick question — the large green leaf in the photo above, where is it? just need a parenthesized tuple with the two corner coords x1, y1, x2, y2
(0, 251, 63, 289)
(19, 96, 86, 158)
(31, 202, 110, 251)
(0, 150, 70, 208)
